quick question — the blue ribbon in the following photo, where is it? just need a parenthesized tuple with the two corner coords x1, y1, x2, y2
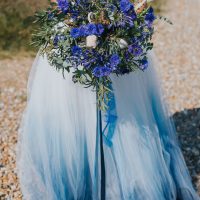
(102, 84, 118, 147)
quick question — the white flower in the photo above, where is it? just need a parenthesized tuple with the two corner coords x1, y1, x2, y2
(86, 35, 97, 48)
(118, 39, 128, 49)
(88, 12, 95, 23)
(78, 65, 84, 71)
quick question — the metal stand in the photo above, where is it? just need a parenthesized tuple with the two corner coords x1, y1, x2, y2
(96, 89, 106, 200)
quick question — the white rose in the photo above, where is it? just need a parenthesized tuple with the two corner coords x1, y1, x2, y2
(118, 39, 128, 49)
(78, 65, 84, 71)
(86, 35, 97, 48)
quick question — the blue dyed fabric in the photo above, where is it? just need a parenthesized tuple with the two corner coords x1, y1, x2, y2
(17, 53, 200, 200)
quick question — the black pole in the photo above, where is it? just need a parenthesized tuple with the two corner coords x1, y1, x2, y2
(96, 85, 106, 200)
(98, 108, 106, 200)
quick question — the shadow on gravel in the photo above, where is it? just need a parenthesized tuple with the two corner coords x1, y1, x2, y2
(172, 108, 200, 191)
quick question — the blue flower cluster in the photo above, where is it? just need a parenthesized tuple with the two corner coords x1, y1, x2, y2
(71, 47, 99, 69)
(57, 0, 69, 13)
(93, 65, 112, 77)
(140, 59, 148, 70)
(120, 0, 136, 20)
(53, 35, 66, 47)
(128, 43, 143, 57)
(70, 24, 105, 38)
(92, 54, 121, 77)
(145, 7, 156, 26)
(71, 45, 82, 55)
(110, 54, 120, 69)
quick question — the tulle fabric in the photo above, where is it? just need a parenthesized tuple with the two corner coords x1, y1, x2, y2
(17, 52, 200, 200)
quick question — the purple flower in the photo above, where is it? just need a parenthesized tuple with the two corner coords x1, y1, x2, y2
(109, 54, 120, 69)
(128, 44, 143, 56)
(148, 7, 154, 14)
(128, 11, 137, 20)
(93, 65, 112, 77)
(125, 16, 135, 27)
(145, 7, 156, 24)
(79, 26, 87, 37)
(140, 59, 148, 70)
(120, 0, 134, 13)
(71, 45, 82, 55)
(101, 65, 112, 76)
(57, 0, 69, 13)
(53, 35, 66, 46)
(53, 35, 59, 46)
(97, 24, 104, 35)
(85, 23, 97, 35)
(119, 0, 136, 24)
(70, 27, 80, 38)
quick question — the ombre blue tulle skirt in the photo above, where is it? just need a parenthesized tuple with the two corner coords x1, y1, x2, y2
(17, 52, 200, 200)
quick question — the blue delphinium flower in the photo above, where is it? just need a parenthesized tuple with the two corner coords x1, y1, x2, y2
(128, 43, 143, 57)
(97, 24, 104, 35)
(145, 7, 156, 25)
(128, 11, 137, 20)
(70, 27, 80, 38)
(57, 0, 69, 13)
(140, 59, 148, 70)
(93, 65, 112, 77)
(93, 66, 103, 77)
(71, 10, 79, 20)
(79, 26, 86, 37)
(81, 56, 91, 68)
(85, 23, 97, 35)
(71, 46, 82, 55)
(70, 24, 104, 38)
(119, 0, 136, 25)
(81, 49, 97, 68)
(109, 54, 120, 69)
(120, 0, 134, 13)
(53, 35, 60, 46)
(101, 65, 112, 76)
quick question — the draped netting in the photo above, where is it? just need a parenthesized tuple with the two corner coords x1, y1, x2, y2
(17, 52, 200, 200)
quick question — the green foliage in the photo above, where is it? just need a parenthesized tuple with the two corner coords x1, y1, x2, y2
(0, 0, 164, 52)
(0, 0, 48, 51)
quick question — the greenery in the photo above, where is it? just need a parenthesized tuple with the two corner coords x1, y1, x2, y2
(0, 0, 163, 53)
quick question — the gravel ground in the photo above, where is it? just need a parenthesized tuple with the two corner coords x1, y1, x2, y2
(0, 0, 200, 199)
(154, 0, 200, 192)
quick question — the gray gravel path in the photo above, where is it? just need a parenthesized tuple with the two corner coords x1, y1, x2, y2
(154, 0, 200, 193)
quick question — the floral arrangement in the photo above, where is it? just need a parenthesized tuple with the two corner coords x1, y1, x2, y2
(33, 0, 160, 110)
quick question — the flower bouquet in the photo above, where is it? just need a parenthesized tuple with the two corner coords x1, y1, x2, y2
(33, 0, 160, 110)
